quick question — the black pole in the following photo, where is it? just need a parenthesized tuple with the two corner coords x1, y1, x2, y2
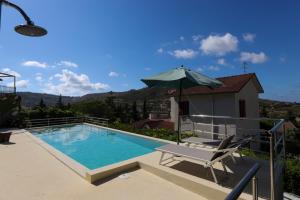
(1, 0, 34, 25)
(177, 79, 182, 145)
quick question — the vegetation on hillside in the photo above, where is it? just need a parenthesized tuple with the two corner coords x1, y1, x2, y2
(260, 99, 300, 127)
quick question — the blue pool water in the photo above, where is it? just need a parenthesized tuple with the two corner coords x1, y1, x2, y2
(31, 124, 164, 170)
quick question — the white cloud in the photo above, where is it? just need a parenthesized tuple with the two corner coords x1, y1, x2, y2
(242, 33, 256, 42)
(279, 56, 286, 63)
(217, 58, 227, 66)
(207, 65, 220, 71)
(179, 36, 184, 41)
(2, 68, 28, 89)
(192, 34, 203, 41)
(200, 33, 238, 56)
(196, 67, 204, 72)
(35, 73, 43, 81)
(197, 65, 220, 72)
(169, 49, 198, 59)
(240, 52, 268, 64)
(57, 60, 78, 68)
(22, 60, 48, 68)
(45, 69, 109, 96)
(144, 67, 151, 71)
(7, 80, 29, 88)
(1, 68, 21, 77)
(157, 48, 164, 53)
(108, 71, 119, 77)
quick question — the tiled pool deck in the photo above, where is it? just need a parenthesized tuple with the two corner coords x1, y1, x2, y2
(0, 127, 271, 200)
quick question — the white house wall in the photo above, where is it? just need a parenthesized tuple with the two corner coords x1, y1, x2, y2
(234, 80, 261, 139)
(171, 93, 237, 138)
(170, 79, 261, 141)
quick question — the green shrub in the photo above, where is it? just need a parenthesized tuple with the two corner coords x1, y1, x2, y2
(284, 157, 300, 195)
(109, 121, 183, 142)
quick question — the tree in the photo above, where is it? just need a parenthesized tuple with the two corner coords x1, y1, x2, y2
(131, 101, 139, 121)
(56, 94, 64, 109)
(104, 96, 116, 121)
(115, 104, 124, 119)
(142, 99, 149, 119)
(287, 109, 296, 123)
(122, 103, 131, 123)
(260, 105, 268, 117)
(39, 98, 46, 109)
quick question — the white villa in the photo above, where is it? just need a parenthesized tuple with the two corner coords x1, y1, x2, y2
(168, 73, 264, 139)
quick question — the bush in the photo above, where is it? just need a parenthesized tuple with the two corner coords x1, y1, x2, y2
(109, 121, 190, 142)
(284, 157, 300, 195)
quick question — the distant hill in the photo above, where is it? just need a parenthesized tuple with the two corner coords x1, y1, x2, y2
(18, 92, 79, 107)
(18, 90, 300, 123)
(259, 98, 300, 120)
(17, 87, 171, 108)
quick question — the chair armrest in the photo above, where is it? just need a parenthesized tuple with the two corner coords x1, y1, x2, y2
(212, 147, 237, 153)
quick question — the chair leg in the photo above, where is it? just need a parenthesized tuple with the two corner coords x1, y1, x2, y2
(239, 152, 244, 159)
(221, 160, 228, 174)
(230, 154, 237, 164)
(159, 152, 165, 165)
(210, 166, 218, 184)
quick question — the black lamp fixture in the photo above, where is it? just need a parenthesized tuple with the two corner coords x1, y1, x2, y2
(0, 0, 47, 37)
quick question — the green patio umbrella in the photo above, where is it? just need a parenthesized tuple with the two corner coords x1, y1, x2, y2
(141, 66, 223, 144)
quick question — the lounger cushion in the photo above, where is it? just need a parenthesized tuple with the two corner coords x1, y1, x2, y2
(182, 137, 221, 146)
(156, 144, 215, 162)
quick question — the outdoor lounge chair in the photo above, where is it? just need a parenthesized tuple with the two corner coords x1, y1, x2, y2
(0, 132, 12, 143)
(156, 135, 235, 184)
(183, 135, 252, 153)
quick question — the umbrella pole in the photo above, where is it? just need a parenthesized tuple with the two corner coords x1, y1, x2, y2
(177, 79, 182, 145)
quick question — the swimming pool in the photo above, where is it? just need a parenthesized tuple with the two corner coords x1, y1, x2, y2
(31, 124, 165, 170)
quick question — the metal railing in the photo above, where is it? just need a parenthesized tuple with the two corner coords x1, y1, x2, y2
(268, 119, 285, 200)
(0, 85, 15, 94)
(225, 163, 260, 200)
(180, 114, 285, 200)
(25, 116, 109, 128)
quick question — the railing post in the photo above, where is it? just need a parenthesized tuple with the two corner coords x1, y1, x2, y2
(225, 118, 228, 138)
(269, 132, 275, 200)
(282, 124, 286, 160)
(252, 176, 258, 200)
(47, 118, 49, 126)
(192, 121, 195, 136)
(211, 116, 214, 140)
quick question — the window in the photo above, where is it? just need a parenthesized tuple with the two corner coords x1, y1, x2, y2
(179, 101, 189, 115)
(239, 100, 246, 117)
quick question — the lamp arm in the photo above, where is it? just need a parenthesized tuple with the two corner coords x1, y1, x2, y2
(1, 0, 33, 25)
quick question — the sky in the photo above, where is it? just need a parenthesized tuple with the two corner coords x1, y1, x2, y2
(0, 0, 299, 102)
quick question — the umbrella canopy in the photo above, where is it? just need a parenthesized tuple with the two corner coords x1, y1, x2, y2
(141, 67, 222, 89)
(141, 66, 223, 144)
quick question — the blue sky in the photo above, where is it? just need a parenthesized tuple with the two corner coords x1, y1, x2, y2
(0, 0, 299, 102)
